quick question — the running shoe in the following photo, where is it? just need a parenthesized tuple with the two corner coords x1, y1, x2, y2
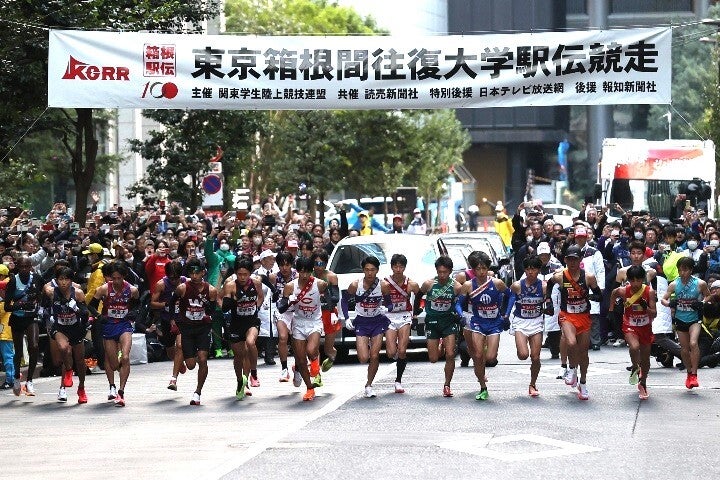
(190, 392, 201, 406)
(312, 373, 323, 388)
(364, 385, 376, 398)
(236, 375, 247, 400)
(245, 389, 252, 397)
(476, 388, 489, 401)
(302, 388, 316, 401)
(557, 367, 567, 380)
(114, 391, 125, 407)
(168, 378, 177, 391)
(292, 366, 302, 387)
(564, 367, 578, 387)
(214, 348, 224, 359)
(63, 369, 74, 387)
(0, 381, 12, 390)
(688, 373, 699, 389)
(394, 382, 405, 394)
(443, 385, 453, 397)
(628, 366, 639, 385)
(108, 385, 117, 401)
(528, 384, 540, 397)
(577, 383, 589, 400)
(58, 386, 68, 402)
(23, 380, 35, 396)
(279, 368, 290, 382)
(637, 383, 649, 400)
(12, 378, 21, 396)
(249, 374, 260, 388)
(321, 357, 334, 372)
(77, 388, 88, 404)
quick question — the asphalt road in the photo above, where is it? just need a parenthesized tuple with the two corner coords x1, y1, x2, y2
(2, 337, 719, 480)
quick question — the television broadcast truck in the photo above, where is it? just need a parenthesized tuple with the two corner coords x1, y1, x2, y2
(596, 138, 716, 220)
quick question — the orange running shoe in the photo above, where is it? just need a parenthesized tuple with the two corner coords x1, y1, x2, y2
(63, 369, 74, 387)
(309, 358, 320, 377)
(302, 388, 316, 401)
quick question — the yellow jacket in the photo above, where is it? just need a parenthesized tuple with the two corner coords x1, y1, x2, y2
(0, 279, 11, 341)
(85, 261, 107, 310)
(494, 214, 514, 247)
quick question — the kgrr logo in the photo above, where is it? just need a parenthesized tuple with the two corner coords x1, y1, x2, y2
(62, 56, 130, 80)
(141, 81, 178, 99)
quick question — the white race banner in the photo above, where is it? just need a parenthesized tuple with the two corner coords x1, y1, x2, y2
(48, 28, 671, 110)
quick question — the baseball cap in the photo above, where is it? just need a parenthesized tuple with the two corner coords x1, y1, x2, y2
(413, 208, 421, 214)
(0, 264, 9, 276)
(252, 255, 261, 263)
(393, 213, 402, 219)
(574, 226, 588, 237)
(565, 245, 582, 258)
(537, 242, 551, 255)
(358, 210, 369, 217)
(711, 280, 720, 290)
(259, 249, 276, 260)
(495, 201, 504, 212)
(286, 240, 299, 249)
(82, 243, 103, 255)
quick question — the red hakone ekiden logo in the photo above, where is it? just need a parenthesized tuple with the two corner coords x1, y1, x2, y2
(62, 56, 130, 80)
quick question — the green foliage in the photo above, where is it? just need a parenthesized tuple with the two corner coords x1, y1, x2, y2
(0, 159, 44, 207)
(127, 109, 265, 210)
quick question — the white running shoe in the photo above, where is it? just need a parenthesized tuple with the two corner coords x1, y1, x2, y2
(108, 385, 117, 401)
(394, 382, 405, 394)
(57, 386, 68, 402)
(190, 392, 201, 406)
(556, 367, 567, 380)
(279, 368, 290, 382)
(23, 380, 36, 396)
(577, 382, 589, 400)
(292, 366, 302, 387)
(364, 385, 376, 398)
(564, 367, 578, 387)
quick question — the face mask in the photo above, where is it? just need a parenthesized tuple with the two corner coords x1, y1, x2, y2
(124, 254, 133, 262)
(687, 240, 699, 250)
(219, 243, 230, 252)
(253, 237, 262, 245)
(711, 240, 720, 248)
(526, 235, 533, 243)
(634, 232, 644, 240)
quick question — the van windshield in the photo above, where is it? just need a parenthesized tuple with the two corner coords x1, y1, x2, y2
(610, 179, 692, 218)
(329, 243, 387, 274)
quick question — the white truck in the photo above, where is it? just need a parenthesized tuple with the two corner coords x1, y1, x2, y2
(596, 138, 716, 219)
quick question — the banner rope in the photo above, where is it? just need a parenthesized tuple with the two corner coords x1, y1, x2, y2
(0, 107, 50, 164)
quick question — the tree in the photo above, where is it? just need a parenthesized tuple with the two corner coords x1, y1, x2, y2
(127, 109, 265, 211)
(0, 0, 221, 224)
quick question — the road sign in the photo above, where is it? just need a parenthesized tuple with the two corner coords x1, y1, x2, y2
(233, 188, 251, 210)
(202, 174, 222, 195)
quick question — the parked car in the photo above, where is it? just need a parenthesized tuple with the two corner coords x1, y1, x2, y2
(326, 234, 467, 359)
(538, 203, 580, 228)
(439, 232, 515, 285)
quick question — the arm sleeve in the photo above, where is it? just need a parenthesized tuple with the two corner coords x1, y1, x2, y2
(221, 296, 237, 313)
(454, 294, 466, 317)
(277, 296, 290, 314)
(327, 285, 340, 310)
(504, 290, 517, 318)
(340, 290, 354, 319)
(88, 297, 101, 317)
(413, 290, 425, 316)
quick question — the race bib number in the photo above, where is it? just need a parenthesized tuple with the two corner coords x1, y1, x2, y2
(107, 307, 128, 319)
(628, 314, 650, 327)
(677, 299, 693, 312)
(236, 301, 257, 316)
(186, 308, 205, 321)
(565, 300, 586, 314)
(56, 314, 77, 326)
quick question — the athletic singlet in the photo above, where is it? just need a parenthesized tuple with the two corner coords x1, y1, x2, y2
(12, 273, 39, 317)
(274, 270, 297, 300)
(355, 279, 384, 318)
(51, 287, 80, 326)
(623, 284, 651, 327)
(179, 281, 211, 324)
(674, 276, 701, 322)
(512, 278, 543, 319)
(157, 276, 185, 322)
(290, 278, 321, 322)
(469, 278, 503, 320)
(234, 278, 259, 319)
(101, 281, 132, 323)
(424, 278, 456, 321)
(385, 276, 412, 314)
(559, 270, 590, 314)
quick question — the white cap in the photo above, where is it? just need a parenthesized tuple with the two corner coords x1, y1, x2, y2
(711, 280, 720, 289)
(537, 242, 551, 255)
(413, 208, 421, 214)
(495, 201, 504, 212)
(259, 249, 276, 260)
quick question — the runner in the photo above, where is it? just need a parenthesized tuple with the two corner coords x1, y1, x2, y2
(459, 251, 508, 400)
(609, 265, 657, 399)
(267, 252, 297, 382)
(507, 255, 549, 397)
(417, 255, 463, 398)
(384, 254, 420, 394)
(549, 245, 602, 400)
(661, 256, 710, 389)
(175, 258, 218, 405)
(312, 249, 340, 382)
(4, 257, 44, 396)
(277, 256, 329, 401)
(221, 255, 264, 400)
(88, 261, 140, 407)
(342, 256, 390, 398)
(44, 266, 90, 404)
(150, 261, 187, 391)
